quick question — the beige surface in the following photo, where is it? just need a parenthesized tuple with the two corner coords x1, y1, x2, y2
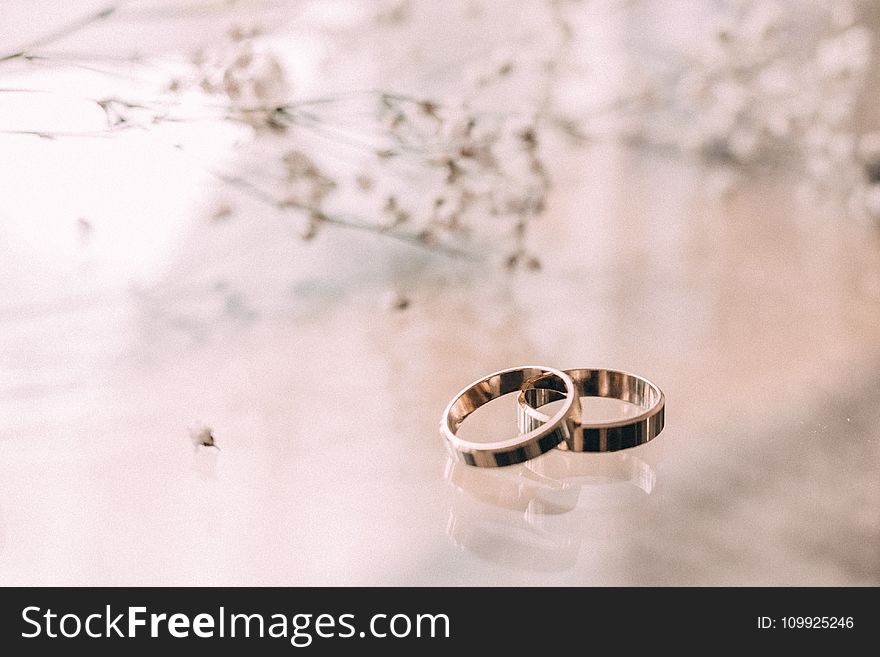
(2, 140, 879, 585)
(1, 1, 879, 586)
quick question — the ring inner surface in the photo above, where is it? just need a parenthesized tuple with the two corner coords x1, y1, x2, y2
(523, 369, 659, 413)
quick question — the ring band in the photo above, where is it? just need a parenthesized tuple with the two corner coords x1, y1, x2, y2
(440, 366, 580, 467)
(517, 368, 665, 452)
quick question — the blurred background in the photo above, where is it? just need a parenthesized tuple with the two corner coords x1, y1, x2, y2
(1, 0, 878, 585)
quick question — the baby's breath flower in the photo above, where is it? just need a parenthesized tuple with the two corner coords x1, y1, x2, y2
(189, 422, 219, 449)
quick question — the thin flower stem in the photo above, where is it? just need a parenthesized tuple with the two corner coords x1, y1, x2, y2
(0, 129, 120, 139)
(206, 168, 472, 258)
(0, 87, 55, 94)
(288, 113, 433, 163)
(196, 89, 430, 114)
(19, 54, 143, 79)
(0, 2, 133, 63)
(119, 0, 286, 20)
(0, 123, 469, 253)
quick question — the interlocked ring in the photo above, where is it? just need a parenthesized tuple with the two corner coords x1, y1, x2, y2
(441, 366, 580, 467)
(518, 368, 664, 452)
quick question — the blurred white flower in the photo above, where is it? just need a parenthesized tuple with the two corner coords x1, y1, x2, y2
(742, 1, 783, 39)
(643, 0, 872, 211)
(189, 422, 219, 449)
(863, 184, 880, 218)
(816, 26, 871, 80)
(830, 0, 857, 30)
(728, 128, 759, 161)
(189, 26, 290, 129)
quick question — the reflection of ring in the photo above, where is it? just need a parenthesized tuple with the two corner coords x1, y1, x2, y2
(445, 497, 579, 571)
(443, 451, 657, 559)
(525, 450, 656, 495)
(518, 368, 664, 452)
(444, 456, 581, 513)
(441, 366, 580, 467)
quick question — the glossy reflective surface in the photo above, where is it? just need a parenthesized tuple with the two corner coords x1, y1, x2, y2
(1, 1, 879, 586)
(3, 138, 878, 584)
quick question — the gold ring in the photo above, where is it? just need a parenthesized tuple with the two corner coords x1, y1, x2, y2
(440, 366, 580, 467)
(517, 368, 665, 452)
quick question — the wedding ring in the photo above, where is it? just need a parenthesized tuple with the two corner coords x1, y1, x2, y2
(517, 368, 664, 452)
(441, 366, 580, 467)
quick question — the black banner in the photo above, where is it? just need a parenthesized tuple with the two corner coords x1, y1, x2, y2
(0, 587, 875, 652)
